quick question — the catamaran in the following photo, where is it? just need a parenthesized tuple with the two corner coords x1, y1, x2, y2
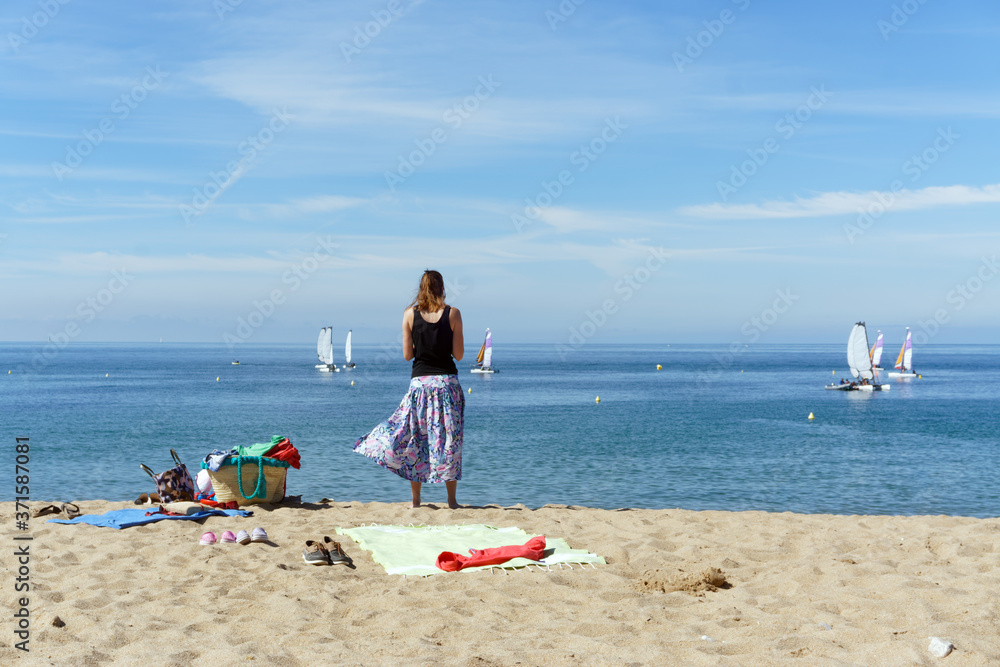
(887, 327, 916, 378)
(470, 328, 498, 374)
(343, 330, 356, 369)
(869, 330, 884, 368)
(316, 327, 338, 372)
(826, 322, 889, 391)
(315, 328, 327, 368)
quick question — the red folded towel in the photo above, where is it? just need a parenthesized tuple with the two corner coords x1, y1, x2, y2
(198, 499, 239, 510)
(436, 536, 546, 572)
(263, 439, 301, 469)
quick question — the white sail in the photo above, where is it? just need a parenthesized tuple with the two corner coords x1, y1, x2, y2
(847, 322, 873, 380)
(317, 327, 326, 361)
(345, 330, 352, 365)
(482, 329, 493, 367)
(321, 327, 335, 366)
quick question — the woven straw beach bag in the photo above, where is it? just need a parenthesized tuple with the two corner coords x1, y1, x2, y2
(203, 455, 290, 505)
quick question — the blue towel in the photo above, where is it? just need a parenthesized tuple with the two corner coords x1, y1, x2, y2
(47, 508, 251, 529)
(203, 448, 236, 472)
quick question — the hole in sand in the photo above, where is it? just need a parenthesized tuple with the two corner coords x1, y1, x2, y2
(637, 567, 730, 594)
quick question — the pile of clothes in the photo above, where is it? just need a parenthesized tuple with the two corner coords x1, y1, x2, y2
(198, 436, 301, 505)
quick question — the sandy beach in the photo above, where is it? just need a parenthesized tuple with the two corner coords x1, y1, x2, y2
(2, 500, 997, 666)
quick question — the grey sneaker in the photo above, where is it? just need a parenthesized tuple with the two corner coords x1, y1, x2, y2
(302, 540, 330, 565)
(324, 537, 350, 565)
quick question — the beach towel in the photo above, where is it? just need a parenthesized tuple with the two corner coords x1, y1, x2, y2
(47, 508, 251, 530)
(336, 524, 604, 576)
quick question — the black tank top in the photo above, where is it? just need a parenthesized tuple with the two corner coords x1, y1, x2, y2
(411, 306, 458, 378)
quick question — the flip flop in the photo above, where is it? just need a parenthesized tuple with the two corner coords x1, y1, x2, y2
(32, 504, 61, 518)
(61, 503, 81, 519)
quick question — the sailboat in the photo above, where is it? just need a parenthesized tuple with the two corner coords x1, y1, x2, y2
(887, 327, 916, 378)
(343, 330, 355, 369)
(316, 327, 338, 372)
(869, 330, 884, 369)
(315, 328, 327, 368)
(470, 328, 498, 374)
(825, 322, 889, 391)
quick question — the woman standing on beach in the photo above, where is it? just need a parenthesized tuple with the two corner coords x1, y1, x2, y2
(353, 270, 465, 508)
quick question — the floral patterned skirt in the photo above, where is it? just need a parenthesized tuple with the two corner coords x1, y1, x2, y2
(353, 374, 465, 483)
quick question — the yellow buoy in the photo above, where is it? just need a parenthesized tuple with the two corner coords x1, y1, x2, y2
(105, 373, 108, 377)
(350, 380, 355, 386)
(741, 370, 744, 373)
(808, 412, 815, 420)
(216, 377, 220, 381)
(7, 370, 10, 374)
(918, 374, 922, 379)
(467, 387, 472, 394)
(832, 370, 835, 374)
(595, 396, 600, 403)
(656, 364, 662, 370)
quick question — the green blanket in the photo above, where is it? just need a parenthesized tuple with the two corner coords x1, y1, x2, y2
(335, 524, 605, 576)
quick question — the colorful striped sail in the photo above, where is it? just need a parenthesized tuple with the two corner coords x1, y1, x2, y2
(870, 331, 884, 367)
(894, 328, 912, 371)
(476, 329, 492, 367)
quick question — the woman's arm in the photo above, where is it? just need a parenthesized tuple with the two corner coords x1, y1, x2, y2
(450, 307, 464, 361)
(402, 308, 414, 361)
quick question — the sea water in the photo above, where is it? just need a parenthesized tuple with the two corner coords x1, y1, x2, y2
(2, 343, 998, 517)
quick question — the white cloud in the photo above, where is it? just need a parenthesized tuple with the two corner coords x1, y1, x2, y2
(679, 182, 1000, 220)
(534, 206, 685, 233)
(224, 194, 369, 220)
(38, 252, 291, 275)
(287, 195, 367, 213)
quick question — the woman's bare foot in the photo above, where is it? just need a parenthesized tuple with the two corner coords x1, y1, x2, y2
(448, 501, 460, 510)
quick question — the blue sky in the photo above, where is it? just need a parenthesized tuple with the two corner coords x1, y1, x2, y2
(2, 0, 999, 348)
